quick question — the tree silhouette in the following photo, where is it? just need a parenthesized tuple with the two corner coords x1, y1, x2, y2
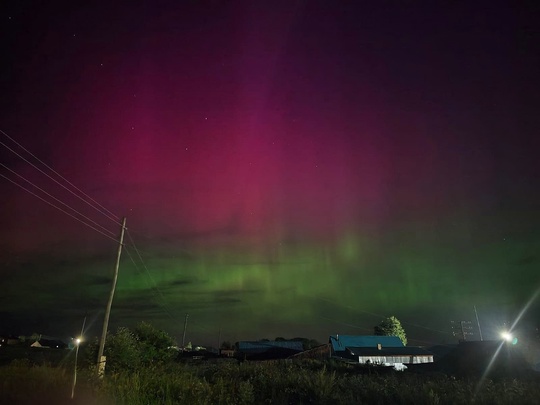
(374, 316, 407, 346)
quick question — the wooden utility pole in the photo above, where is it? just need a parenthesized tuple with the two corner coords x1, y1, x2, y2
(474, 305, 483, 341)
(97, 217, 126, 376)
(182, 313, 189, 349)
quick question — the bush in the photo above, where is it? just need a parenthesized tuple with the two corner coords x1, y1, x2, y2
(84, 322, 176, 374)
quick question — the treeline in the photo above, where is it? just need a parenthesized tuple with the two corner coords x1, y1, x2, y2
(221, 337, 321, 351)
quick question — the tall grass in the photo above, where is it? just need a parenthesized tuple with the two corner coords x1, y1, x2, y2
(0, 359, 72, 403)
(2, 358, 540, 404)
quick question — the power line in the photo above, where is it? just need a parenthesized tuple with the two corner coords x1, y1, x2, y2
(123, 236, 188, 324)
(0, 130, 208, 333)
(0, 129, 120, 222)
(395, 318, 450, 335)
(0, 130, 164, 247)
(0, 134, 120, 224)
(0, 131, 206, 333)
(318, 315, 441, 345)
(124, 231, 214, 334)
(1, 128, 190, 255)
(0, 173, 119, 243)
(123, 245, 176, 319)
(306, 294, 450, 336)
(126, 229, 171, 303)
(318, 315, 374, 333)
(125, 228, 196, 257)
(0, 162, 116, 237)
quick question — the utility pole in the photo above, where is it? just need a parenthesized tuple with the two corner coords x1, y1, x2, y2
(474, 305, 483, 341)
(460, 321, 472, 341)
(182, 313, 189, 349)
(451, 320, 473, 341)
(97, 217, 126, 376)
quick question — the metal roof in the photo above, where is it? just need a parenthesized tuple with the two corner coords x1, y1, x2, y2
(347, 346, 433, 357)
(330, 335, 404, 351)
(237, 341, 304, 352)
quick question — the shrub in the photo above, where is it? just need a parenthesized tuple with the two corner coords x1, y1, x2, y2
(84, 322, 176, 374)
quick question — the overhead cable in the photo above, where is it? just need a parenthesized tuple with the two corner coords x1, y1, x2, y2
(0, 162, 116, 237)
(0, 132, 120, 224)
(0, 173, 119, 243)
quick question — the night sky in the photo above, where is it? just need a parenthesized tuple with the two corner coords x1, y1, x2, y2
(1, 1, 539, 346)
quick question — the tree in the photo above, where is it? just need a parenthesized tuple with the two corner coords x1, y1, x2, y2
(291, 337, 321, 350)
(99, 326, 141, 373)
(108, 327, 142, 371)
(134, 321, 176, 365)
(374, 316, 407, 346)
(84, 322, 177, 373)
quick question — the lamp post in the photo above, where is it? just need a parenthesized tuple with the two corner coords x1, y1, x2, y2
(71, 338, 81, 399)
(71, 315, 86, 399)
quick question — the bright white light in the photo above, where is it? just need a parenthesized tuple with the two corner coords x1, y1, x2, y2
(75, 338, 81, 345)
(500, 331, 513, 342)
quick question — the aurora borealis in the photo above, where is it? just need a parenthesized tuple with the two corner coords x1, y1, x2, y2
(1, 1, 539, 346)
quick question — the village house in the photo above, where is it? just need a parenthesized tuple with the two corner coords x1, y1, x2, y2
(330, 335, 433, 369)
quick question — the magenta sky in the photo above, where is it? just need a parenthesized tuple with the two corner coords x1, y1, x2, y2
(1, 1, 539, 345)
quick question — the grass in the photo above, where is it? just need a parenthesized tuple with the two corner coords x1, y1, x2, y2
(0, 359, 96, 404)
(1, 357, 540, 404)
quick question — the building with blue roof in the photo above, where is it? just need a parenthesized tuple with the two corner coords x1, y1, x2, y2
(329, 335, 433, 369)
(330, 335, 404, 351)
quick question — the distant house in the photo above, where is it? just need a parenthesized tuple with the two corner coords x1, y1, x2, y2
(178, 348, 219, 361)
(330, 335, 433, 369)
(220, 348, 236, 357)
(237, 340, 304, 360)
(30, 338, 67, 349)
(0, 335, 19, 346)
(30, 340, 45, 348)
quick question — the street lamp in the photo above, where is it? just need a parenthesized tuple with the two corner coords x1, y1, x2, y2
(500, 331, 518, 345)
(71, 314, 87, 399)
(71, 337, 82, 399)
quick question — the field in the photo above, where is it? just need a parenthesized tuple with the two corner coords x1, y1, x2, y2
(1, 347, 540, 404)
